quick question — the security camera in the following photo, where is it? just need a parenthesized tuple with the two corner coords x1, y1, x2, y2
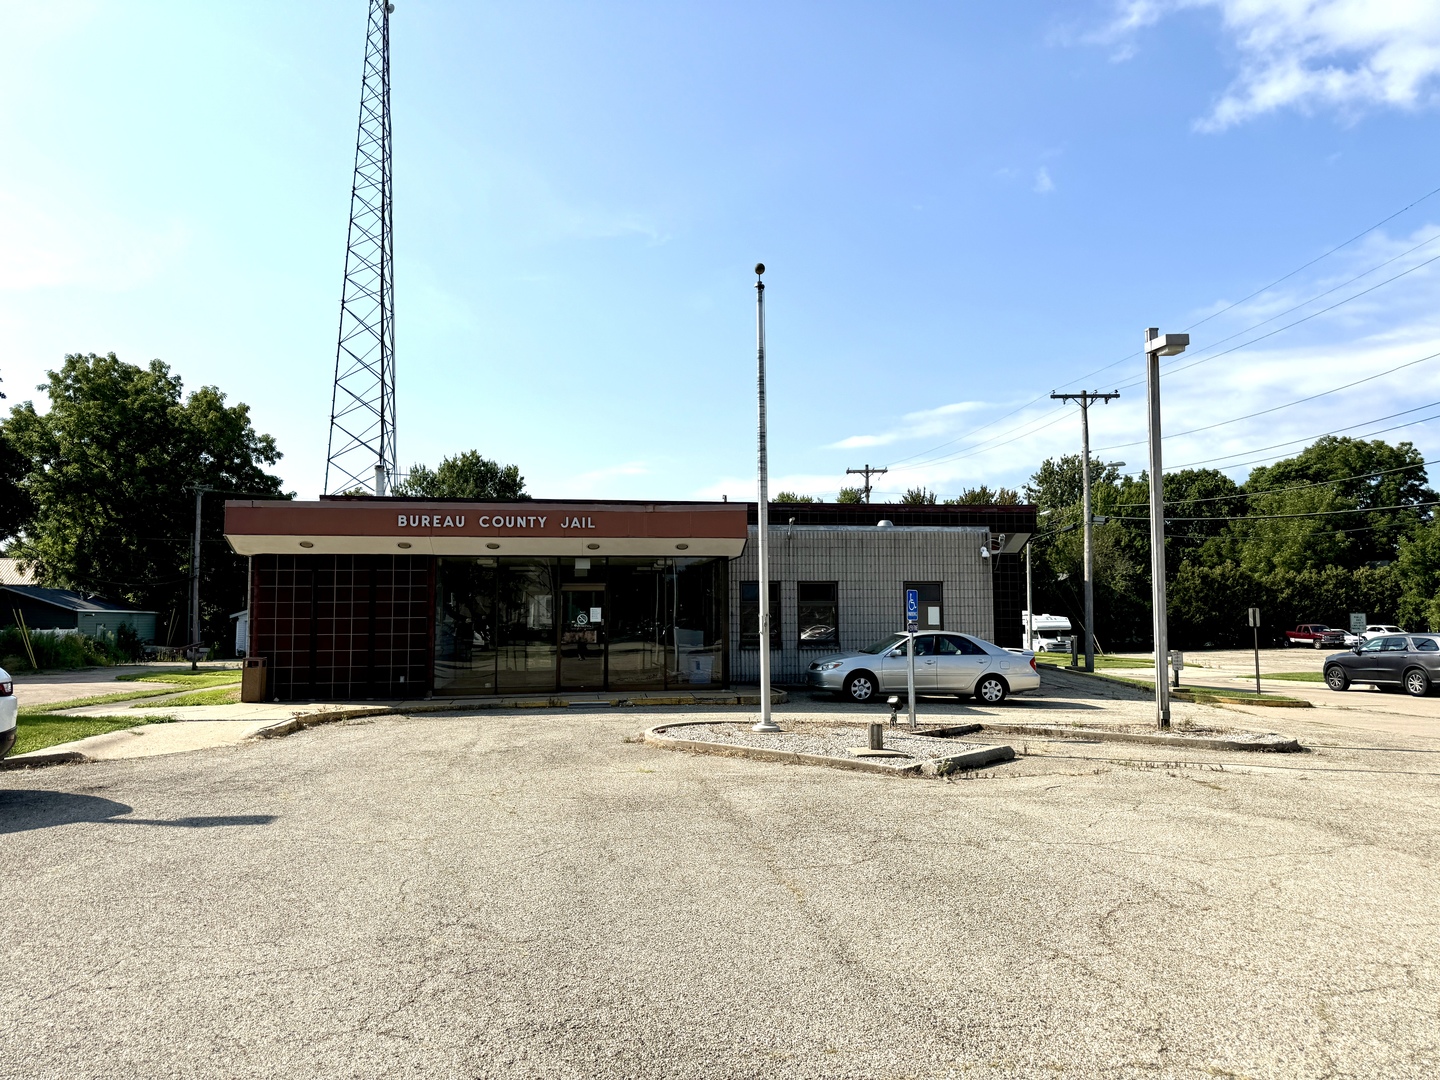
(980, 545, 991, 559)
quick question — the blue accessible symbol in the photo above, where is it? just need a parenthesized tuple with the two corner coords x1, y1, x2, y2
(906, 588, 919, 632)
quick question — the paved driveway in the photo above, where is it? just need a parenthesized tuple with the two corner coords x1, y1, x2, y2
(3, 697, 1438, 1079)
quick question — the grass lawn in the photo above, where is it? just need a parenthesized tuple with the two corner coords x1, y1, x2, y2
(115, 670, 241, 688)
(133, 687, 240, 709)
(12, 712, 176, 756)
(8, 669, 243, 755)
(1245, 671, 1325, 683)
(1033, 653, 1154, 670)
(1085, 669, 1309, 706)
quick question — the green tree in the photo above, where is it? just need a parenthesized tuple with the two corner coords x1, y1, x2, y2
(836, 487, 865, 504)
(5, 353, 286, 648)
(945, 485, 1019, 505)
(773, 492, 816, 503)
(900, 486, 937, 505)
(393, 450, 528, 500)
(1396, 519, 1440, 630)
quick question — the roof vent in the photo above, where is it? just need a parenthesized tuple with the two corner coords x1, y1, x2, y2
(877, 519, 894, 529)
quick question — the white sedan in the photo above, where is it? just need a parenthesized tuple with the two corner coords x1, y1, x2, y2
(806, 631, 1040, 705)
(0, 666, 16, 759)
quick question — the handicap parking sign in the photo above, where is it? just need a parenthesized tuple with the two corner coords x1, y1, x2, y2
(905, 588, 919, 629)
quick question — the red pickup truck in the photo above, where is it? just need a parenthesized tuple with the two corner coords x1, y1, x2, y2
(1285, 624, 1347, 649)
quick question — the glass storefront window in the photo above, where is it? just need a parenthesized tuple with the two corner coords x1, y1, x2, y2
(670, 559, 725, 687)
(797, 582, 839, 648)
(435, 558, 497, 694)
(606, 559, 667, 689)
(435, 556, 726, 694)
(497, 559, 557, 693)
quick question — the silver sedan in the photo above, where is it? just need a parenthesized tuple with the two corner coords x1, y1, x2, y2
(806, 631, 1040, 705)
(1323, 634, 1440, 696)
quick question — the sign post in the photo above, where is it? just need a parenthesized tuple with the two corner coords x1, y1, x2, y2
(1248, 606, 1262, 695)
(905, 588, 919, 728)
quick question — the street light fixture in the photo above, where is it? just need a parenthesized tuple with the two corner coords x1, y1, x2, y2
(1143, 328, 1188, 729)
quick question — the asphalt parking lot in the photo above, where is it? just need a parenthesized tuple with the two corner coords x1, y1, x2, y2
(3, 684, 1439, 1079)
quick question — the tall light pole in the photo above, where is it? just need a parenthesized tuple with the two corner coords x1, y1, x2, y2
(1143, 328, 1189, 729)
(753, 264, 779, 733)
(1051, 391, 1119, 671)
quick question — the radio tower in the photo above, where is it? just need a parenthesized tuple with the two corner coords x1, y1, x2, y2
(326, 0, 396, 496)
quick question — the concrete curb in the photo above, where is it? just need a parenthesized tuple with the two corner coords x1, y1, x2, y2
(1, 750, 89, 770)
(978, 721, 1303, 753)
(247, 690, 792, 743)
(644, 722, 1016, 778)
(252, 707, 383, 739)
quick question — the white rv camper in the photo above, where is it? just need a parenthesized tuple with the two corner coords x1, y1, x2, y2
(1021, 611, 1073, 653)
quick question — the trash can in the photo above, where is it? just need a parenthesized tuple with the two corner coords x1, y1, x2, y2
(241, 656, 268, 703)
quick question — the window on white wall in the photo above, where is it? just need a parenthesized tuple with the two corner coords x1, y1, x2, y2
(797, 582, 839, 648)
(904, 582, 943, 630)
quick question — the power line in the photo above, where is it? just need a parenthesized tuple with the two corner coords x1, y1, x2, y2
(1184, 180, 1440, 334)
(1151, 404, 1440, 475)
(878, 181, 1440, 473)
(1112, 249, 1440, 395)
(1107, 497, 1440, 524)
(1112, 457, 1434, 509)
(1097, 348, 1440, 452)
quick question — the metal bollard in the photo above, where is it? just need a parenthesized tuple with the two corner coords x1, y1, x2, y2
(868, 722, 884, 750)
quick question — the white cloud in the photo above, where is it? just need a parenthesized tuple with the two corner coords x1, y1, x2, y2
(1100, 1, 1440, 131)
(1033, 166, 1056, 194)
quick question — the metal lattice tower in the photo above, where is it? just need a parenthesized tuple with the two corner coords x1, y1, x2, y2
(326, 0, 396, 496)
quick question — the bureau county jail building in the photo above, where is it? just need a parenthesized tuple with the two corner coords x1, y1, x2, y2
(224, 499, 1035, 701)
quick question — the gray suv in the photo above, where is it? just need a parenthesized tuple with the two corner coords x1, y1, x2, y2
(1324, 634, 1440, 696)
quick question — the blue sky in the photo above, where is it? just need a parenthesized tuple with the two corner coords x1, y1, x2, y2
(5, 1, 1440, 501)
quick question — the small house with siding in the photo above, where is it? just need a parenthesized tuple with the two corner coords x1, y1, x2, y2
(0, 586, 158, 643)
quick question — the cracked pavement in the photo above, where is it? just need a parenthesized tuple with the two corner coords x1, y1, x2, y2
(2, 689, 1438, 1078)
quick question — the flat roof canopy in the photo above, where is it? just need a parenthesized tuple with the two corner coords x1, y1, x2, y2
(224, 500, 750, 558)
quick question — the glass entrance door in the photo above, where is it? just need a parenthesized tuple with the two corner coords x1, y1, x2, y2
(560, 585, 606, 690)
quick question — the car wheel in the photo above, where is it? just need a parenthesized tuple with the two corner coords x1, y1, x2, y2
(1324, 665, 1349, 691)
(975, 675, 1007, 705)
(1405, 668, 1430, 697)
(843, 671, 877, 704)
(1314, 639, 1323, 649)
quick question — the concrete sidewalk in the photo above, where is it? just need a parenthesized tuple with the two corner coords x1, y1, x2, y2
(7, 719, 282, 763)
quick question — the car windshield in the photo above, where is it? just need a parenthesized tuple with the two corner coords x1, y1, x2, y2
(860, 633, 906, 655)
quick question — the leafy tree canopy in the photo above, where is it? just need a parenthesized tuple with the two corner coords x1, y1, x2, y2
(5, 352, 286, 645)
(836, 487, 865, 504)
(899, 486, 937, 505)
(393, 450, 528, 501)
(773, 492, 815, 503)
(945, 484, 1020, 505)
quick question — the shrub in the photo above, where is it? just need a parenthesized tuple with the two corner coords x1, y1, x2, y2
(0, 626, 118, 671)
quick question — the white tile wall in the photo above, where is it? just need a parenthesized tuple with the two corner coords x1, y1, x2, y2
(729, 525, 994, 684)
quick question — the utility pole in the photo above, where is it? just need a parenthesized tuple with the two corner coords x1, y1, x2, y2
(1142, 328, 1190, 729)
(846, 464, 887, 503)
(190, 485, 213, 671)
(1049, 391, 1118, 672)
(753, 264, 779, 734)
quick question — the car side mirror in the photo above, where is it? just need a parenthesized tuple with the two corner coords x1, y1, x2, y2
(1353, 646, 1362, 654)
